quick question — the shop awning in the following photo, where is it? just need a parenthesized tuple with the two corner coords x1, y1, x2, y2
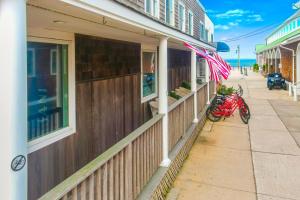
(215, 42, 230, 52)
(184, 42, 232, 83)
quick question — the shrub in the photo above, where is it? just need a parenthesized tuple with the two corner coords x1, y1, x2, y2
(169, 91, 181, 100)
(181, 81, 191, 90)
(217, 85, 235, 95)
(253, 63, 259, 72)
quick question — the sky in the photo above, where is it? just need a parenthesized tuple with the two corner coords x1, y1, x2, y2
(200, 0, 298, 59)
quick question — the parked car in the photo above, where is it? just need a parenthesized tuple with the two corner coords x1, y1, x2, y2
(267, 73, 287, 90)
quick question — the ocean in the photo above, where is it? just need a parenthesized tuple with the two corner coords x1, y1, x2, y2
(225, 59, 256, 67)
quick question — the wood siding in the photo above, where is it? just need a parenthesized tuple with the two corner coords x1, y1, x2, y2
(168, 48, 191, 91)
(113, 0, 205, 41)
(28, 35, 152, 200)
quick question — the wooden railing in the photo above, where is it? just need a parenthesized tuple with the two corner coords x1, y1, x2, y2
(167, 88, 195, 152)
(197, 83, 208, 116)
(39, 115, 163, 200)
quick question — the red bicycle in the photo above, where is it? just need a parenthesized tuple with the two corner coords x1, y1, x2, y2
(206, 85, 251, 124)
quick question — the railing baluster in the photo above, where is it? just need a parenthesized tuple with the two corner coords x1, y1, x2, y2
(88, 174, 94, 200)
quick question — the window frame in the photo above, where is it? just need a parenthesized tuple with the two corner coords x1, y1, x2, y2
(27, 34, 76, 153)
(188, 10, 194, 36)
(141, 44, 158, 103)
(27, 48, 36, 78)
(200, 21, 205, 40)
(165, 0, 175, 26)
(144, 0, 160, 18)
(178, 2, 186, 32)
(50, 48, 58, 75)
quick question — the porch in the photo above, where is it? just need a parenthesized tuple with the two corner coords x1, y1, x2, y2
(0, 0, 217, 200)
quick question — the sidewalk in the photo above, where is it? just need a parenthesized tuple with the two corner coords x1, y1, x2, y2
(168, 69, 300, 200)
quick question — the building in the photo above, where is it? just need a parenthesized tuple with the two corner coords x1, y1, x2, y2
(255, 9, 300, 100)
(0, 0, 219, 199)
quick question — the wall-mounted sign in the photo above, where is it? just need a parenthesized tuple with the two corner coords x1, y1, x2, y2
(11, 155, 26, 172)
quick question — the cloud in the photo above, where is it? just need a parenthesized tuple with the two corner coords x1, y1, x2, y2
(215, 20, 239, 30)
(247, 14, 263, 22)
(228, 22, 239, 26)
(215, 25, 230, 30)
(206, 9, 217, 14)
(216, 9, 249, 18)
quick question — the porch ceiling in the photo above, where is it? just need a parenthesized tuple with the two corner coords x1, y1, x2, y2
(27, 0, 189, 51)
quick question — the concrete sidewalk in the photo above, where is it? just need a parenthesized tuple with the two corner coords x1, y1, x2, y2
(168, 69, 300, 200)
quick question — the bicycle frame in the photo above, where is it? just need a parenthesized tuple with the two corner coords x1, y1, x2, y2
(212, 94, 245, 117)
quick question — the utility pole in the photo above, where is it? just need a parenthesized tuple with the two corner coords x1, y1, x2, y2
(236, 45, 241, 72)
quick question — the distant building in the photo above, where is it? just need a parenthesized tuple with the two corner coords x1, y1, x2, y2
(255, 9, 300, 100)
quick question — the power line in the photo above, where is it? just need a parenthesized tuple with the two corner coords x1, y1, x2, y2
(222, 24, 279, 43)
(222, 24, 278, 41)
(219, 10, 300, 43)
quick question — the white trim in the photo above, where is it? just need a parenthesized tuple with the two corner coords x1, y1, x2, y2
(178, 2, 186, 32)
(50, 48, 58, 75)
(141, 44, 158, 103)
(27, 48, 36, 77)
(188, 10, 194, 36)
(27, 30, 76, 153)
(61, 0, 214, 50)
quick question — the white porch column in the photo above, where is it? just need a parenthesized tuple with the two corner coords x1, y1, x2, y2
(191, 51, 198, 123)
(205, 60, 210, 104)
(0, 0, 27, 200)
(158, 36, 171, 167)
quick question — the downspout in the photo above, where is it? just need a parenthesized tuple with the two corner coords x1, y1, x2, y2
(280, 45, 296, 100)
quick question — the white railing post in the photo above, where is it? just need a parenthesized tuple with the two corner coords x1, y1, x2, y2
(205, 60, 210, 104)
(293, 85, 298, 101)
(158, 36, 171, 167)
(289, 82, 292, 96)
(191, 51, 199, 123)
(0, 0, 27, 199)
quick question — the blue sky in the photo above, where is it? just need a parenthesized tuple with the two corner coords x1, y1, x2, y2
(200, 0, 297, 59)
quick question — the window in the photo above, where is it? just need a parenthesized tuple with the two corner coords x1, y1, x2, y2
(165, 0, 174, 25)
(50, 49, 57, 75)
(205, 29, 209, 42)
(178, 3, 185, 32)
(200, 22, 205, 40)
(141, 48, 157, 102)
(27, 48, 36, 77)
(196, 58, 206, 83)
(145, 0, 159, 18)
(211, 34, 214, 42)
(188, 11, 194, 35)
(27, 42, 72, 144)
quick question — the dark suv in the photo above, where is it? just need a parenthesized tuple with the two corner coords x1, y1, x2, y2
(267, 73, 287, 90)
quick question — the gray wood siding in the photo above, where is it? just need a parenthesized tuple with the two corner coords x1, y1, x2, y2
(114, 0, 206, 42)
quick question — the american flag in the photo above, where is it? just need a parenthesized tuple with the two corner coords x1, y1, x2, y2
(184, 42, 232, 83)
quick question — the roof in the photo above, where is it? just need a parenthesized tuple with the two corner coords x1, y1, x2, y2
(266, 9, 300, 40)
(256, 28, 300, 53)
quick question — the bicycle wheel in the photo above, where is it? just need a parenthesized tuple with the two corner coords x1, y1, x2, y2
(206, 105, 222, 122)
(239, 102, 250, 124)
